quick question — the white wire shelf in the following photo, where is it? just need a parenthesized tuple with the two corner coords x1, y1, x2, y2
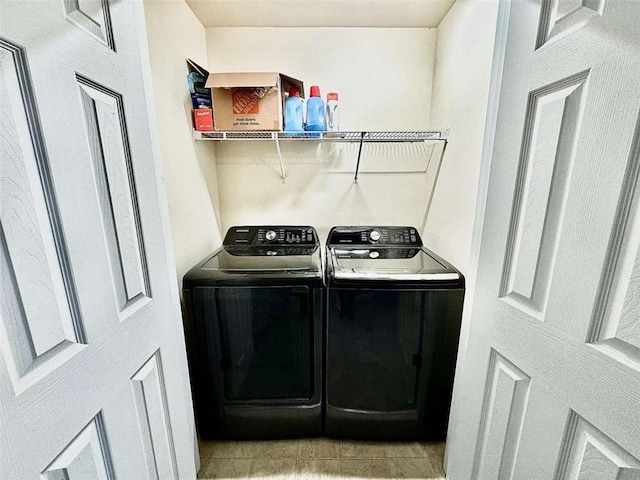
(193, 130, 448, 142)
(193, 129, 449, 184)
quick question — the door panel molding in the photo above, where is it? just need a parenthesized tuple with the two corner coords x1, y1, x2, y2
(500, 70, 589, 319)
(537, 0, 606, 49)
(472, 349, 531, 480)
(589, 109, 640, 368)
(41, 412, 116, 480)
(76, 75, 151, 314)
(63, 0, 115, 51)
(554, 410, 640, 480)
(0, 37, 86, 387)
(131, 351, 178, 480)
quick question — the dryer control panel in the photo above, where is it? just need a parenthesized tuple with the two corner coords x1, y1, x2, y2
(224, 226, 318, 246)
(327, 226, 422, 247)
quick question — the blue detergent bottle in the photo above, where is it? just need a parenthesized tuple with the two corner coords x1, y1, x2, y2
(305, 85, 326, 132)
(284, 86, 304, 132)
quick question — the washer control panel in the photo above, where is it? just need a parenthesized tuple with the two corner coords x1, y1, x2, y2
(224, 226, 318, 246)
(328, 226, 422, 247)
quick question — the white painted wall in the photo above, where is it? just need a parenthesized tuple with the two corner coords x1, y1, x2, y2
(422, 0, 500, 274)
(206, 28, 437, 239)
(213, 140, 444, 242)
(207, 28, 435, 131)
(143, 0, 223, 283)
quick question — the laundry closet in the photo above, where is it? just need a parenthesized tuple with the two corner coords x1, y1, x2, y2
(143, 0, 499, 476)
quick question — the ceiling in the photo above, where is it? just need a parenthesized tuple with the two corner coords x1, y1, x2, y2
(185, 0, 457, 28)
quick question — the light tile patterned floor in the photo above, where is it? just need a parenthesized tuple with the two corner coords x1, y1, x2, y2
(198, 439, 446, 480)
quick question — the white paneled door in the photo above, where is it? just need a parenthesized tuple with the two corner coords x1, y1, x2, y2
(0, 1, 197, 479)
(447, 0, 640, 479)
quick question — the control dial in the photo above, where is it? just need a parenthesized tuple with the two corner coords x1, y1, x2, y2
(265, 230, 277, 242)
(369, 230, 381, 242)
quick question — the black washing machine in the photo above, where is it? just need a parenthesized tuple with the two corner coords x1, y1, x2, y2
(183, 226, 323, 439)
(325, 226, 464, 440)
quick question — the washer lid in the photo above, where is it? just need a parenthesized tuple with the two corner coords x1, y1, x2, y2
(330, 247, 459, 282)
(202, 247, 320, 272)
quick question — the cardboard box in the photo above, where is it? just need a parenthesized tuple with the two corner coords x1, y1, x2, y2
(193, 108, 214, 131)
(205, 72, 304, 131)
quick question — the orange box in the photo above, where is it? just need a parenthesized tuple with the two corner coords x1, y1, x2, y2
(205, 72, 304, 131)
(194, 108, 214, 131)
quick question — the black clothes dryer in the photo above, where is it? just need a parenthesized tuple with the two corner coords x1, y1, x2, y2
(183, 226, 323, 439)
(325, 226, 465, 440)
